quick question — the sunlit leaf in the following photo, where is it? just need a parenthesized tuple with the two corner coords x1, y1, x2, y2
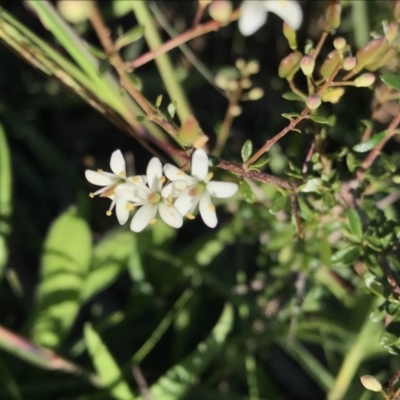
(239, 180, 256, 203)
(346, 209, 363, 242)
(241, 140, 253, 162)
(381, 73, 400, 91)
(115, 26, 144, 50)
(352, 131, 386, 153)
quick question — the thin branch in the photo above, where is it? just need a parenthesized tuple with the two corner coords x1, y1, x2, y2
(132, 365, 153, 400)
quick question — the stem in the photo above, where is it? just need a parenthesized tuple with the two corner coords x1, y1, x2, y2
(311, 30, 329, 60)
(244, 62, 342, 168)
(213, 82, 244, 157)
(130, 0, 192, 123)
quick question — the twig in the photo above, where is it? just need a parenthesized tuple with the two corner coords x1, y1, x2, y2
(127, 10, 240, 70)
(132, 365, 153, 400)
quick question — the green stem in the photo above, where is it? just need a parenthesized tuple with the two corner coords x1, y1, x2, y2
(352, 1, 370, 48)
(131, 0, 191, 123)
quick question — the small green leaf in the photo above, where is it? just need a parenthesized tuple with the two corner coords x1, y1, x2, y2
(249, 155, 269, 170)
(168, 101, 177, 119)
(299, 178, 322, 193)
(155, 94, 163, 108)
(353, 131, 386, 153)
(282, 92, 304, 101)
(331, 245, 360, 265)
(346, 152, 360, 173)
(136, 116, 147, 122)
(381, 73, 400, 91)
(241, 140, 253, 162)
(364, 274, 385, 297)
(270, 193, 288, 214)
(123, 72, 142, 90)
(84, 324, 135, 400)
(239, 180, 256, 203)
(281, 112, 300, 120)
(346, 209, 363, 242)
(115, 26, 144, 50)
(307, 115, 330, 124)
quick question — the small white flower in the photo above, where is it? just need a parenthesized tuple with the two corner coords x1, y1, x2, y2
(164, 149, 238, 228)
(85, 149, 146, 225)
(117, 157, 184, 232)
(238, 0, 303, 37)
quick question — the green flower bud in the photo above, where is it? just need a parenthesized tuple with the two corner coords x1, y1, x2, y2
(355, 38, 389, 71)
(208, 0, 232, 24)
(306, 94, 321, 110)
(300, 55, 315, 76)
(343, 57, 356, 71)
(320, 50, 340, 79)
(360, 375, 382, 392)
(57, 0, 91, 24)
(326, 2, 341, 30)
(321, 87, 345, 104)
(278, 51, 302, 80)
(385, 22, 398, 43)
(366, 47, 397, 71)
(354, 73, 375, 87)
(247, 88, 264, 101)
(393, 0, 400, 20)
(333, 37, 346, 50)
(283, 22, 297, 50)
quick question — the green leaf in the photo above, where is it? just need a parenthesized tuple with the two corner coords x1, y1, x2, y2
(299, 178, 322, 193)
(282, 92, 304, 101)
(281, 112, 300, 120)
(241, 140, 253, 162)
(148, 303, 233, 400)
(0, 123, 11, 279)
(331, 245, 360, 266)
(123, 71, 142, 91)
(84, 324, 135, 400)
(168, 101, 177, 119)
(30, 208, 92, 349)
(239, 180, 256, 203)
(352, 131, 386, 153)
(381, 73, 400, 91)
(269, 193, 288, 214)
(307, 115, 330, 124)
(155, 94, 163, 108)
(346, 209, 363, 242)
(80, 229, 137, 303)
(115, 26, 144, 50)
(249, 154, 269, 171)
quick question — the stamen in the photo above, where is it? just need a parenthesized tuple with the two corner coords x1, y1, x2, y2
(126, 203, 134, 211)
(206, 172, 213, 181)
(186, 213, 196, 220)
(97, 169, 103, 173)
(160, 176, 166, 184)
(168, 195, 173, 203)
(89, 193, 94, 198)
(106, 210, 112, 216)
(130, 176, 140, 183)
(166, 202, 173, 208)
(119, 171, 126, 178)
(209, 204, 216, 212)
(149, 218, 157, 225)
(177, 171, 184, 176)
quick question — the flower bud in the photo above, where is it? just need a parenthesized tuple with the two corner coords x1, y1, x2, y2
(393, 0, 400, 20)
(278, 51, 302, 80)
(57, 0, 91, 23)
(247, 88, 264, 101)
(360, 375, 382, 392)
(326, 2, 341, 30)
(343, 56, 356, 71)
(354, 73, 375, 87)
(300, 55, 315, 76)
(244, 60, 260, 75)
(229, 105, 242, 116)
(321, 87, 345, 104)
(385, 22, 398, 43)
(320, 50, 340, 79)
(333, 37, 346, 50)
(208, 0, 232, 24)
(283, 22, 297, 50)
(366, 47, 397, 71)
(235, 58, 246, 70)
(306, 94, 321, 110)
(355, 38, 389, 71)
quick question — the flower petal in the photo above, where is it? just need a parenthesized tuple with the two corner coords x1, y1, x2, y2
(110, 149, 126, 177)
(147, 157, 163, 192)
(238, 0, 268, 36)
(207, 181, 238, 198)
(264, 0, 303, 31)
(85, 170, 118, 186)
(199, 192, 217, 228)
(161, 181, 188, 198)
(128, 175, 147, 186)
(115, 198, 130, 225)
(116, 183, 148, 202)
(130, 204, 157, 232)
(159, 202, 183, 228)
(174, 189, 199, 216)
(163, 163, 194, 185)
(191, 149, 209, 181)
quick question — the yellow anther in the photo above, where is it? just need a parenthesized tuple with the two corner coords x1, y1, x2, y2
(168, 195, 173, 203)
(160, 176, 166, 184)
(126, 203, 134, 211)
(97, 169, 103, 173)
(130, 176, 140, 183)
(206, 172, 213, 181)
(186, 213, 196, 220)
(177, 171, 184, 176)
(89, 193, 94, 198)
(209, 204, 216, 212)
(149, 218, 157, 225)
(118, 171, 126, 178)
(106, 210, 112, 216)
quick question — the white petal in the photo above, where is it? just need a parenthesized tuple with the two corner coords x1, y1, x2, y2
(115, 199, 130, 225)
(127, 175, 147, 186)
(110, 150, 126, 177)
(85, 170, 118, 186)
(163, 164, 194, 185)
(174, 189, 199, 216)
(116, 183, 148, 202)
(207, 181, 239, 198)
(191, 149, 209, 181)
(238, 1, 268, 36)
(199, 192, 217, 228)
(130, 204, 157, 232)
(159, 202, 183, 228)
(264, 0, 302, 31)
(147, 157, 163, 192)
(161, 181, 188, 198)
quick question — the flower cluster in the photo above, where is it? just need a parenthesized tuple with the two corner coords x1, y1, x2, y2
(85, 149, 238, 232)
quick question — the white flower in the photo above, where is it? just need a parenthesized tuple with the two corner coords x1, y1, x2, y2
(85, 149, 146, 225)
(164, 149, 238, 228)
(117, 157, 184, 232)
(238, 0, 303, 36)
